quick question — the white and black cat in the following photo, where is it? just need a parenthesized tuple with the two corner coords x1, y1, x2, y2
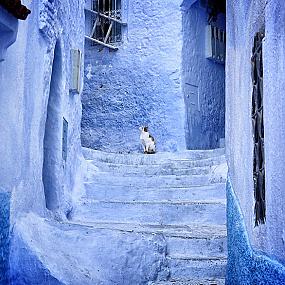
(139, 126, 156, 154)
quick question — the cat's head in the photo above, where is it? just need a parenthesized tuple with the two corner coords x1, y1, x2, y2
(139, 126, 148, 132)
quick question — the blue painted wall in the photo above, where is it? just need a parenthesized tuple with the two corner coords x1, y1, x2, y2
(0, 0, 85, 282)
(226, 179, 285, 284)
(0, 192, 10, 285)
(226, 0, 285, 279)
(82, 0, 186, 153)
(182, 1, 225, 149)
(0, 10, 18, 284)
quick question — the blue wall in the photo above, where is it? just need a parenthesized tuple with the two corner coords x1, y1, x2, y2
(182, 1, 225, 149)
(0, 10, 18, 285)
(226, 0, 285, 265)
(226, 179, 285, 284)
(0, 192, 10, 285)
(82, 0, 186, 153)
(0, 0, 85, 282)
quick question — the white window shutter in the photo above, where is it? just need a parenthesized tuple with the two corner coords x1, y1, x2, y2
(205, 25, 226, 64)
(70, 49, 82, 93)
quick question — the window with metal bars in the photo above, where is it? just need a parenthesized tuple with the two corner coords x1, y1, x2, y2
(251, 30, 265, 226)
(85, 0, 125, 50)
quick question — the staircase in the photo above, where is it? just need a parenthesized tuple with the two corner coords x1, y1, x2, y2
(71, 148, 228, 284)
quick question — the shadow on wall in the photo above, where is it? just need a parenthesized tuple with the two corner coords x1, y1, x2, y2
(182, 1, 226, 150)
(42, 41, 63, 212)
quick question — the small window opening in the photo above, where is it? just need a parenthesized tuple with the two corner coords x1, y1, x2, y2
(205, 25, 226, 64)
(85, 0, 126, 50)
(251, 29, 265, 226)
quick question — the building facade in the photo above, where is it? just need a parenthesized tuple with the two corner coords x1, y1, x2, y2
(181, 0, 225, 149)
(0, 0, 85, 283)
(226, 0, 285, 283)
(82, 0, 187, 153)
(82, 0, 226, 153)
(0, 0, 285, 284)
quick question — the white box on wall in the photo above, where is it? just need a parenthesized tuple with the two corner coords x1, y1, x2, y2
(70, 49, 82, 93)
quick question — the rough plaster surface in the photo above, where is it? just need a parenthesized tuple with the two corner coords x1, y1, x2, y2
(182, 2, 225, 149)
(0, 0, 85, 217)
(262, 0, 285, 264)
(0, 0, 85, 281)
(226, 0, 285, 264)
(82, 0, 186, 153)
(226, 179, 285, 284)
(9, 213, 169, 285)
(0, 192, 10, 285)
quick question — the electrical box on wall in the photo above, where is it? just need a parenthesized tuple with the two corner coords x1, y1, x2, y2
(205, 25, 226, 64)
(70, 49, 82, 93)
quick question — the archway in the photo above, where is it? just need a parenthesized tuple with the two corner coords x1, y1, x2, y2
(42, 41, 63, 211)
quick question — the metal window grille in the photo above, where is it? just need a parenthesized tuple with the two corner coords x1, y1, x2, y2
(85, 0, 126, 50)
(251, 30, 265, 226)
(205, 25, 226, 64)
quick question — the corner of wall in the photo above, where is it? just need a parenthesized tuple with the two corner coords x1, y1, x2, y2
(0, 191, 11, 285)
(226, 177, 285, 284)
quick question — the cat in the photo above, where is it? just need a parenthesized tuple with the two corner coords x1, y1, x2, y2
(139, 126, 156, 154)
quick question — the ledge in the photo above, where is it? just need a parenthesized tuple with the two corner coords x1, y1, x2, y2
(0, 7, 18, 62)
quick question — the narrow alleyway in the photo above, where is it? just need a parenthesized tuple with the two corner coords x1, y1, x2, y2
(71, 147, 228, 284)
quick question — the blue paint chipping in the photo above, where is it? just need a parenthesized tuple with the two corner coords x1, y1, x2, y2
(226, 178, 285, 285)
(0, 192, 10, 285)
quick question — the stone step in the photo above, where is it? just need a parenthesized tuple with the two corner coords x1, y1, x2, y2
(72, 200, 226, 226)
(84, 183, 226, 202)
(167, 235, 227, 259)
(168, 255, 227, 280)
(151, 278, 225, 284)
(85, 173, 226, 187)
(151, 279, 225, 285)
(83, 147, 225, 165)
(90, 163, 213, 176)
(89, 156, 226, 173)
(68, 221, 227, 259)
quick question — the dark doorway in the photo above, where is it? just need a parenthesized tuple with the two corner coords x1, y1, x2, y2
(42, 41, 63, 211)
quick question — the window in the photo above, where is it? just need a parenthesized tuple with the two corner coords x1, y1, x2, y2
(70, 49, 82, 93)
(205, 25, 226, 64)
(85, 0, 126, 50)
(251, 30, 265, 226)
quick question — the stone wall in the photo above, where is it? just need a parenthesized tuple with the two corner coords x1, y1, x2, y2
(82, 0, 186, 153)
